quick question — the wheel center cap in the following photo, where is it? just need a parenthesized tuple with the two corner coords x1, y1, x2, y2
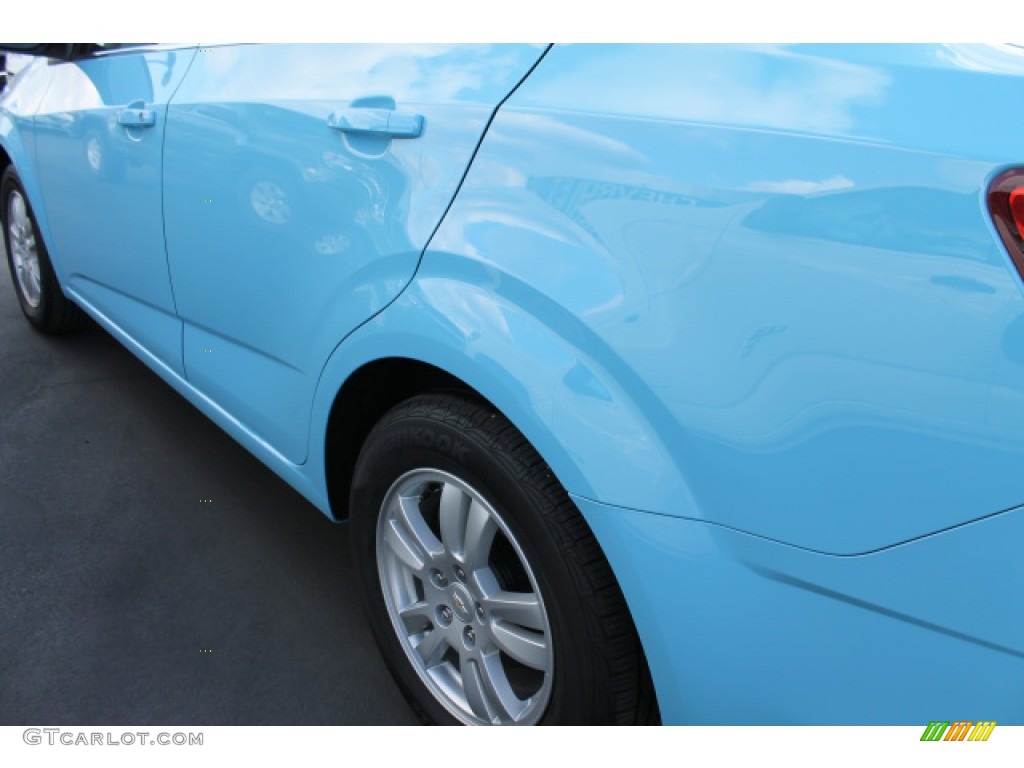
(449, 584, 474, 623)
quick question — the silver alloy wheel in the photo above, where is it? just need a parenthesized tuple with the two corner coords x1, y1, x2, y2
(6, 190, 41, 308)
(376, 468, 554, 725)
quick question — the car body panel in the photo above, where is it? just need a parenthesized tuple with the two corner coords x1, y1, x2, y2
(425, 43, 1024, 554)
(30, 46, 198, 376)
(578, 494, 1024, 724)
(65, 282, 328, 514)
(161, 44, 547, 463)
(306, 275, 610, 512)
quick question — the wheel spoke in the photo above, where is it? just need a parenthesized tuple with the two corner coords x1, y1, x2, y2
(483, 590, 545, 631)
(396, 494, 445, 560)
(438, 482, 470, 556)
(462, 499, 497, 572)
(461, 658, 497, 722)
(463, 654, 521, 723)
(478, 651, 526, 720)
(382, 516, 427, 573)
(11, 193, 25, 225)
(414, 628, 448, 667)
(491, 621, 549, 671)
(382, 493, 444, 573)
(397, 600, 433, 633)
(26, 258, 39, 292)
(474, 568, 546, 631)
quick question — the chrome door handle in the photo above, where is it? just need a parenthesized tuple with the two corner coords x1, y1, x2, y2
(326, 107, 424, 139)
(118, 105, 156, 128)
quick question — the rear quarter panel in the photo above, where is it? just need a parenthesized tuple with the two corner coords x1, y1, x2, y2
(416, 43, 1024, 555)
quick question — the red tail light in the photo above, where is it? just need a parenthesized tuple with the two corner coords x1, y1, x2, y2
(1011, 187, 1024, 240)
(989, 169, 1024, 279)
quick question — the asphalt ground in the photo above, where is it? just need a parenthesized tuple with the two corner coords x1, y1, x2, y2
(0, 262, 418, 725)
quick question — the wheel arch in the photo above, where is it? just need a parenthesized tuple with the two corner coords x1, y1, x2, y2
(0, 127, 64, 286)
(323, 357, 478, 522)
(309, 271, 697, 530)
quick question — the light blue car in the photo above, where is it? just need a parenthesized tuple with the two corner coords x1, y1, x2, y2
(3, 43, 1023, 726)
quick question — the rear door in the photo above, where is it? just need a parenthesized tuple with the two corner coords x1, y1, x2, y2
(162, 44, 545, 463)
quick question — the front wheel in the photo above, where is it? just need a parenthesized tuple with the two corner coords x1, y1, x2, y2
(350, 392, 656, 725)
(1, 166, 87, 333)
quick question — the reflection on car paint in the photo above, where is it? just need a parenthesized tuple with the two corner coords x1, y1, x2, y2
(3, 43, 1024, 725)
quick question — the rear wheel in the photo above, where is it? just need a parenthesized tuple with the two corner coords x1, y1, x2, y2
(350, 392, 657, 725)
(1, 166, 87, 333)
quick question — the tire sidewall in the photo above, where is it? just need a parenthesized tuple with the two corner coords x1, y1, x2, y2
(350, 403, 599, 725)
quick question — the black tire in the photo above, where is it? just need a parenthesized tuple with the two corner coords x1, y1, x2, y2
(1, 165, 88, 334)
(350, 392, 658, 725)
